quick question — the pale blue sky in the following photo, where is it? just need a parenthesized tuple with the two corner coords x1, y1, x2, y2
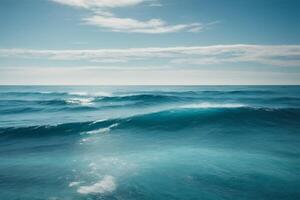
(0, 0, 300, 85)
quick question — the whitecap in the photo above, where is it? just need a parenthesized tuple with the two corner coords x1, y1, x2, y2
(69, 92, 89, 96)
(181, 102, 246, 109)
(66, 98, 94, 105)
(90, 118, 108, 125)
(77, 175, 116, 194)
(69, 181, 80, 187)
(69, 91, 112, 97)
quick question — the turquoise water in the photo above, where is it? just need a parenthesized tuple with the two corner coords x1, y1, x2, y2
(0, 86, 299, 200)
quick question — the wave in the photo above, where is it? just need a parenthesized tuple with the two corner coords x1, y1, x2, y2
(1, 106, 299, 138)
(132, 90, 276, 96)
(1, 93, 300, 116)
(0, 91, 111, 97)
(89, 90, 281, 104)
(112, 89, 276, 96)
(0, 107, 43, 114)
(0, 99, 140, 114)
(200, 90, 276, 95)
(0, 99, 71, 107)
(0, 90, 288, 108)
(113, 107, 300, 131)
(0, 91, 70, 96)
(0, 98, 95, 106)
(0, 89, 280, 104)
(97, 94, 181, 103)
(0, 99, 96, 114)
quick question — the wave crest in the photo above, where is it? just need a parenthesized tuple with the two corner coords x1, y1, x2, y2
(180, 103, 246, 109)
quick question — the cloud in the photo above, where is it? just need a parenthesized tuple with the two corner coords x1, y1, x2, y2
(1, 45, 300, 67)
(51, 0, 204, 33)
(149, 3, 162, 7)
(51, 0, 146, 8)
(2, 67, 300, 85)
(83, 15, 202, 33)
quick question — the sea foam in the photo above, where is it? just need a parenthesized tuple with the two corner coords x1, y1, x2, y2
(77, 175, 116, 194)
(69, 181, 80, 187)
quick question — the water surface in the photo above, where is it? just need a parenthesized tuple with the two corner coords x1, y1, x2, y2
(0, 86, 299, 200)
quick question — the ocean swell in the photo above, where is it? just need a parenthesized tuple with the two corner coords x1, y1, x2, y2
(1, 106, 299, 138)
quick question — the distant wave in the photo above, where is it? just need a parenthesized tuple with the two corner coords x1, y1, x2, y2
(2, 96, 299, 106)
(0, 91, 111, 97)
(0, 98, 95, 106)
(97, 94, 181, 103)
(0, 91, 70, 96)
(0, 89, 275, 98)
(0, 99, 96, 114)
(200, 90, 276, 95)
(1, 92, 300, 116)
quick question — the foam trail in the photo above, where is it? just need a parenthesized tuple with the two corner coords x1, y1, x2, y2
(85, 123, 119, 135)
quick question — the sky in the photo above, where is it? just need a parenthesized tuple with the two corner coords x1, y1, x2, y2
(0, 0, 300, 85)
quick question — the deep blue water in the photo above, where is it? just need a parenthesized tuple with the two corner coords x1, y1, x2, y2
(0, 86, 299, 200)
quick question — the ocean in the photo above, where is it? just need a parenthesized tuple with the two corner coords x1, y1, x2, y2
(0, 86, 299, 200)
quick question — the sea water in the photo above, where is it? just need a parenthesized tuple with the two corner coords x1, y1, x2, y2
(0, 86, 299, 200)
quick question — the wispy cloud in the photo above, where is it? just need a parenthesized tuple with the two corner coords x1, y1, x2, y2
(50, 0, 204, 33)
(149, 3, 162, 7)
(83, 16, 202, 33)
(1, 45, 300, 67)
(51, 0, 146, 8)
